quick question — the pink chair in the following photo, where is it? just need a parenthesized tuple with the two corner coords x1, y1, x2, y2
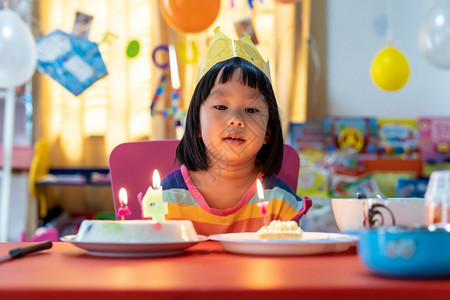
(109, 140, 299, 220)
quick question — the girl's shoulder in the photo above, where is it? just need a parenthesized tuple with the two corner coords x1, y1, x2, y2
(263, 174, 305, 205)
(161, 167, 186, 190)
(262, 174, 293, 192)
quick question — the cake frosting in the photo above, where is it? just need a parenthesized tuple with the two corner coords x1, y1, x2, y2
(257, 220, 303, 239)
(75, 220, 199, 243)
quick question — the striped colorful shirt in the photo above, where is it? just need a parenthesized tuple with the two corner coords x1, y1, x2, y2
(161, 165, 312, 236)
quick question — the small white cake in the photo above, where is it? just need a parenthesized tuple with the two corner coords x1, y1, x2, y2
(75, 220, 199, 243)
(257, 220, 303, 239)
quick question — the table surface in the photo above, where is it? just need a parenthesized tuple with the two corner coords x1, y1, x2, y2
(0, 241, 449, 300)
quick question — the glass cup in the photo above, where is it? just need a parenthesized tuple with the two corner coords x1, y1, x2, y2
(425, 170, 450, 225)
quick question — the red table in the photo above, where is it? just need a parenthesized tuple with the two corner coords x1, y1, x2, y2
(0, 241, 448, 299)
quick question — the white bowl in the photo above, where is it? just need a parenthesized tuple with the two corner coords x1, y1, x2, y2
(331, 198, 425, 232)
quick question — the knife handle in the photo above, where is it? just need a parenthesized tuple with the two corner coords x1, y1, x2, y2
(9, 241, 53, 259)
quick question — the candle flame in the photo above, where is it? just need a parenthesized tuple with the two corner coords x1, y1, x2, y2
(153, 169, 161, 189)
(119, 187, 128, 205)
(256, 179, 264, 200)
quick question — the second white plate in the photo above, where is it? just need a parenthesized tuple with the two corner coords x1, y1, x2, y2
(209, 232, 357, 256)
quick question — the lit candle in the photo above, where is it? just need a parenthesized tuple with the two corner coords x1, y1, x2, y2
(256, 179, 269, 226)
(142, 169, 168, 222)
(117, 188, 131, 221)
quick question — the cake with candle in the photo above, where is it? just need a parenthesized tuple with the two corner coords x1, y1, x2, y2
(257, 220, 303, 239)
(74, 220, 199, 243)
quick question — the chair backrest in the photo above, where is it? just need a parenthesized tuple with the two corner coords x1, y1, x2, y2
(109, 140, 299, 220)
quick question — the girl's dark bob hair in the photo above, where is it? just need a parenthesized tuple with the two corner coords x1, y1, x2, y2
(176, 57, 284, 177)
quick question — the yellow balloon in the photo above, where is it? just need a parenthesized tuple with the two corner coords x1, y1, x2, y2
(371, 45, 410, 91)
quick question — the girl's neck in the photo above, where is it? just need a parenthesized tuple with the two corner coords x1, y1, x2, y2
(208, 158, 259, 182)
(189, 160, 260, 210)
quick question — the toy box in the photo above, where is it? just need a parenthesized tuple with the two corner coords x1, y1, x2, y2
(288, 121, 324, 152)
(418, 117, 450, 175)
(323, 116, 378, 155)
(418, 117, 450, 156)
(377, 118, 419, 155)
(297, 151, 328, 197)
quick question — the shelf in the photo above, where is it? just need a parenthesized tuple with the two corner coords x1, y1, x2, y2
(35, 168, 111, 186)
(364, 158, 423, 177)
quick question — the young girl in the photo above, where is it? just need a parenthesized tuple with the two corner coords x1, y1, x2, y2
(162, 27, 311, 236)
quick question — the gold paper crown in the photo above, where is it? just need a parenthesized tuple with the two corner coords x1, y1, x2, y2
(196, 27, 271, 83)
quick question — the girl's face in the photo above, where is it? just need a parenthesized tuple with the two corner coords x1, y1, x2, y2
(199, 70, 270, 166)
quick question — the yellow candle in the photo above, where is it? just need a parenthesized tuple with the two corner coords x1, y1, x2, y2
(142, 169, 167, 222)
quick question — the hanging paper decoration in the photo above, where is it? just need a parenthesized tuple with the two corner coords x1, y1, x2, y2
(274, 0, 302, 3)
(234, 17, 259, 45)
(150, 74, 185, 126)
(247, 0, 264, 10)
(36, 29, 108, 96)
(72, 11, 93, 39)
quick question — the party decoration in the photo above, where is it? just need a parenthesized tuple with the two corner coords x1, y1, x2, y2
(247, 0, 264, 9)
(178, 41, 199, 65)
(168, 44, 180, 89)
(126, 40, 140, 58)
(142, 170, 168, 222)
(152, 45, 169, 69)
(0, 9, 37, 242)
(100, 31, 118, 44)
(371, 44, 409, 92)
(150, 74, 184, 125)
(197, 27, 271, 84)
(152, 42, 199, 69)
(234, 17, 259, 45)
(160, 0, 220, 33)
(274, 0, 302, 3)
(72, 11, 93, 39)
(418, 0, 450, 69)
(0, 9, 37, 88)
(36, 29, 108, 96)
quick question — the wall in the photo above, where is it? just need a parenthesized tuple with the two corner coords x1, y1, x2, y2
(326, 0, 450, 118)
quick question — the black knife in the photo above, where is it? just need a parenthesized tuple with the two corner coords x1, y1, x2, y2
(0, 241, 53, 263)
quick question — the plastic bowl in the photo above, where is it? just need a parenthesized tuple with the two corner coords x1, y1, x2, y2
(358, 225, 450, 278)
(331, 197, 425, 232)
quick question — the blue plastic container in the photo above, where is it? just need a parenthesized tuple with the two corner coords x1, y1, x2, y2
(358, 225, 450, 278)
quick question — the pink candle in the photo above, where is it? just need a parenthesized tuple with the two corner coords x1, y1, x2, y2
(117, 187, 131, 221)
(256, 179, 269, 226)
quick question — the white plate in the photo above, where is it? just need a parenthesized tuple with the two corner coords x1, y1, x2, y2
(209, 232, 357, 256)
(61, 235, 208, 257)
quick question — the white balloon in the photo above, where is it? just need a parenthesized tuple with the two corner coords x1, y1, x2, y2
(0, 9, 37, 88)
(418, 0, 450, 69)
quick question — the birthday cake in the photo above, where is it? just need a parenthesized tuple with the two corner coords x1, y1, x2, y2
(257, 220, 303, 239)
(75, 220, 199, 243)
